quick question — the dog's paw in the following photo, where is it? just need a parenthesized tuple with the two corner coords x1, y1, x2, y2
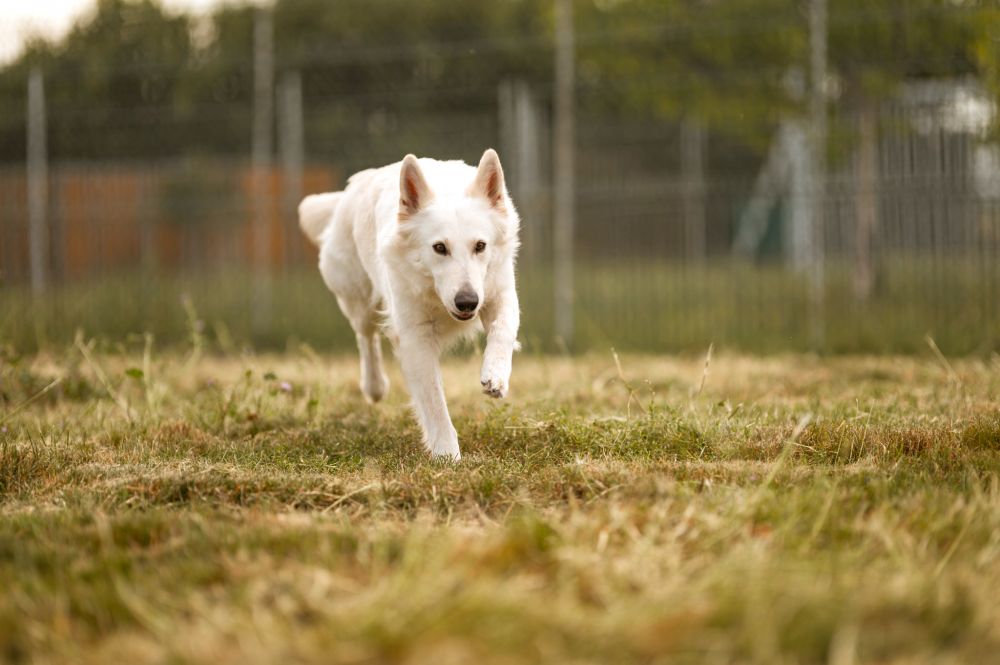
(360, 371, 389, 404)
(481, 355, 511, 399)
(481, 377, 507, 398)
(429, 447, 461, 461)
(480, 373, 508, 399)
(426, 429, 461, 461)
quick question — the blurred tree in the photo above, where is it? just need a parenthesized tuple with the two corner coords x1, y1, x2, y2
(8, 0, 194, 159)
(575, 0, 804, 148)
(0, 0, 995, 164)
(967, 3, 1000, 141)
(574, 0, 991, 143)
(179, 3, 255, 155)
(830, 1, 980, 97)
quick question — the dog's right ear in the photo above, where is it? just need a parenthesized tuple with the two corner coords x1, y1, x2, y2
(399, 154, 432, 220)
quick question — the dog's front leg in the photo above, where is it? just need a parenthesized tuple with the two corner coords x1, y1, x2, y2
(480, 276, 520, 399)
(397, 326, 461, 460)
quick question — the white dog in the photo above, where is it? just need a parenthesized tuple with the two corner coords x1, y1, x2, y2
(298, 149, 520, 460)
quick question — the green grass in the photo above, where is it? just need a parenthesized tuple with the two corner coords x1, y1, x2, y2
(2, 254, 998, 355)
(2, 341, 1000, 663)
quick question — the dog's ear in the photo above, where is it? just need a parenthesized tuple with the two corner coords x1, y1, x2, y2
(399, 154, 432, 220)
(469, 148, 506, 211)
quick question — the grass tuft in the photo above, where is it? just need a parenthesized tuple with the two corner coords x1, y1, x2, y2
(961, 414, 1000, 452)
(0, 439, 51, 498)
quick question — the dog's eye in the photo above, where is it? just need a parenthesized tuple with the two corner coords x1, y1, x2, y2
(474, 241, 487, 254)
(432, 243, 448, 256)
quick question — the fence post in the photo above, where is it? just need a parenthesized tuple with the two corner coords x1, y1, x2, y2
(499, 80, 544, 264)
(516, 82, 545, 265)
(680, 116, 707, 261)
(279, 70, 304, 266)
(27, 66, 49, 295)
(252, 6, 275, 331)
(808, 0, 827, 350)
(853, 99, 878, 301)
(553, 0, 575, 347)
(787, 120, 812, 271)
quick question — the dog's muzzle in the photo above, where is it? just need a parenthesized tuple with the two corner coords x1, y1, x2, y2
(452, 289, 479, 320)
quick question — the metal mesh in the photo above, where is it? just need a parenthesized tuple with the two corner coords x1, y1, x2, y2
(0, 1, 997, 354)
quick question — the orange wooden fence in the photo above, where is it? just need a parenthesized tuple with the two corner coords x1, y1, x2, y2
(0, 162, 337, 282)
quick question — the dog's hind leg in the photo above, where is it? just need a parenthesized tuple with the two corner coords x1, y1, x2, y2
(356, 326, 389, 403)
(320, 240, 389, 403)
(335, 296, 389, 403)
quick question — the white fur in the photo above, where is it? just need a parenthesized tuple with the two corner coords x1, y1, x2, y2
(300, 149, 521, 460)
(298, 192, 343, 245)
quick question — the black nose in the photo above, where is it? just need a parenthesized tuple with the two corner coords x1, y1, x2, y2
(454, 290, 479, 313)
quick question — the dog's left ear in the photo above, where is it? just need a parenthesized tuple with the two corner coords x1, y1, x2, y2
(469, 148, 506, 211)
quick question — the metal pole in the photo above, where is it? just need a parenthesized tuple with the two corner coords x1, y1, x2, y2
(853, 100, 877, 301)
(808, 0, 827, 350)
(27, 66, 49, 295)
(553, 0, 575, 346)
(252, 6, 275, 331)
(279, 70, 304, 265)
(516, 81, 543, 265)
(680, 116, 707, 261)
(499, 80, 543, 265)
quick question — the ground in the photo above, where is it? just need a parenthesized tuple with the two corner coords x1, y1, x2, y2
(2, 345, 1000, 664)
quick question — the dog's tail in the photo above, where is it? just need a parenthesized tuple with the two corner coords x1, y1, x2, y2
(298, 192, 342, 247)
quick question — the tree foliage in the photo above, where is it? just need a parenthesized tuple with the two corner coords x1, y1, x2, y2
(0, 0, 995, 162)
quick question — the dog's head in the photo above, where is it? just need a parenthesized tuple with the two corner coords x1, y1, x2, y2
(393, 149, 517, 322)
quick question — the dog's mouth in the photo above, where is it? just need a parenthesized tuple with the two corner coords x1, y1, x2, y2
(450, 310, 476, 322)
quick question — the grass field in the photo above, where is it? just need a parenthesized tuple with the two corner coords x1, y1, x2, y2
(2, 341, 1000, 664)
(3, 255, 998, 355)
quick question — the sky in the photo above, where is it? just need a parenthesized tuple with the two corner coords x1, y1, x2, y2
(0, 0, 228, 64)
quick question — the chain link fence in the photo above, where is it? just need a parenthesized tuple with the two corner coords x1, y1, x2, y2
(0, 1, 997, 354)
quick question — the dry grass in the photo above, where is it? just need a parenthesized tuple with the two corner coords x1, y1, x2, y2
(2, 345, 1000, 664)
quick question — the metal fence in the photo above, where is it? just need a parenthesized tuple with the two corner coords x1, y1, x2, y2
(1, 1, 998, 355)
